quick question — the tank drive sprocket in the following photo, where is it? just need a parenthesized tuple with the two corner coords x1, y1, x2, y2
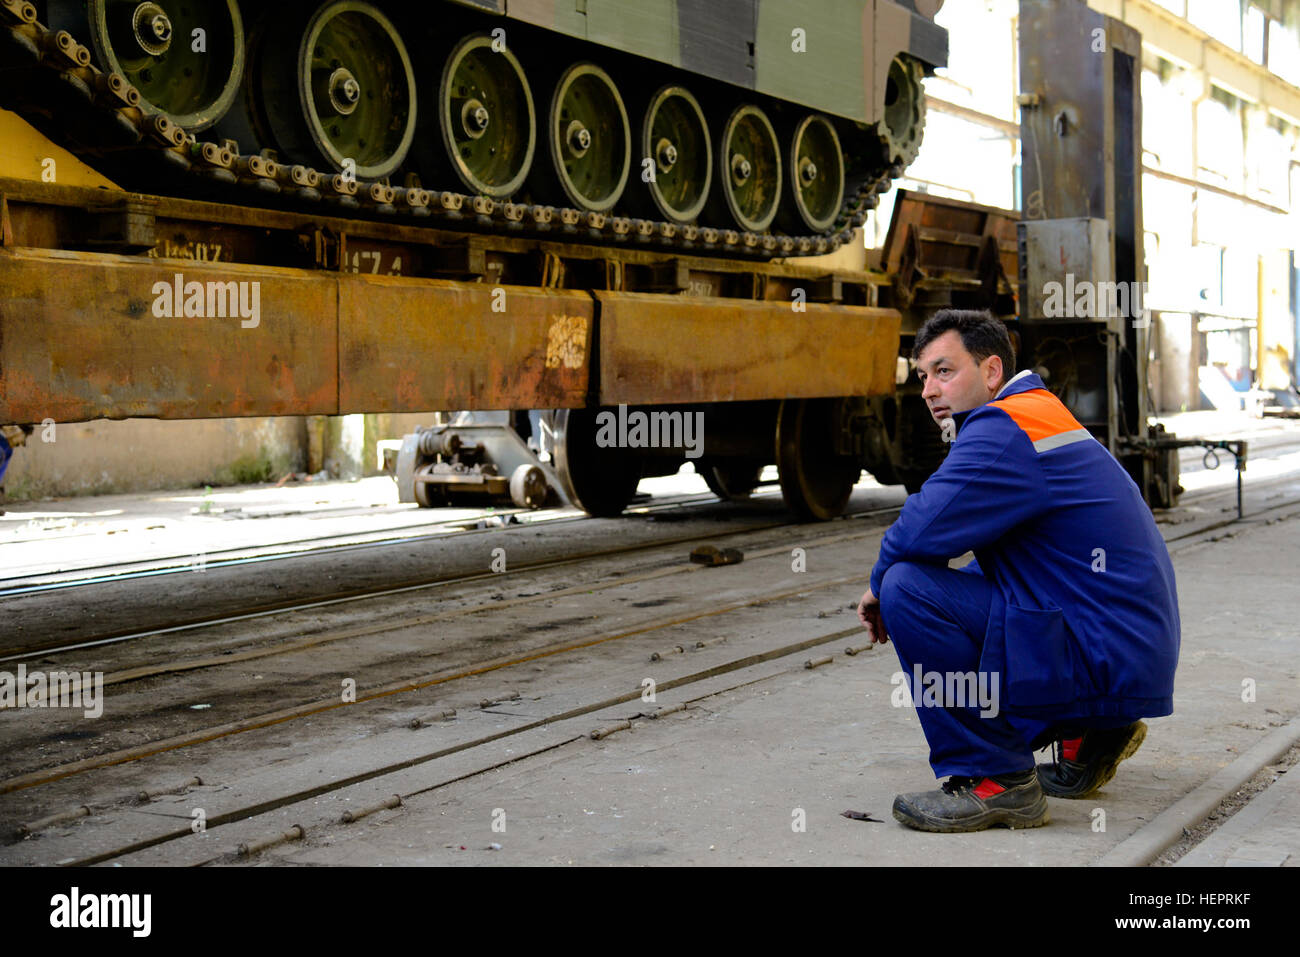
(877, 54, 927, 170)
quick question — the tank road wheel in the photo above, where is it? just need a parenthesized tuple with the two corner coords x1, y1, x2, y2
(775, 398, 861, 521)
(298, 1, 416, 179)
(780, 114, 845, 234)
(82, 0, 244, 131)
(879, 55, 926, 169)
(715, 105, 782, 233)
(641, 85, 711, 223)
(440, 33, 536, 197)
(244, 1, 416, 178)
(546, 62, 631, 213)
(551, 408, 641, 517)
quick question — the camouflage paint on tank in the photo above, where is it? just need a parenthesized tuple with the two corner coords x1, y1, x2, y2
(506, 0, 613, 44)
(447, 0, 507, 12)
(755, 0, 946, 123)
(495, 1, 944, 125)
(505, 0, 681, 62)
(589, 1, 682, 66)
(754, 1, 871, 121)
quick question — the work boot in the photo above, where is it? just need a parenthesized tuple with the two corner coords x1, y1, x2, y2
(1036, 721, 1147, 798)
(892, 769, 1049, 832)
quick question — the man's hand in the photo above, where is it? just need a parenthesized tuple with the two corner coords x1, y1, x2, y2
(857, 588, 889, 645)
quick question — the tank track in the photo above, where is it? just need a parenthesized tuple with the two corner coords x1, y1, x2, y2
(0, 0, 911, 260)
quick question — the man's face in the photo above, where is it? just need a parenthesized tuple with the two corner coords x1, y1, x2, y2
(915, 329, 1005, 425)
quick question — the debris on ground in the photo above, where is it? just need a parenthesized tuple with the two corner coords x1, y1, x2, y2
(690, 544, 744, 566)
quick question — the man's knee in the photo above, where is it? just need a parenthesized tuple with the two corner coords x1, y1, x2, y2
(879, 562, 933, 644)
(879, 561, 928, 608)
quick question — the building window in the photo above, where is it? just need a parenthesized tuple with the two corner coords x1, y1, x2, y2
(1268, 5, 1300, 86)
(1188, 0, 1242, 51)
(1245, 4, 1268, 63)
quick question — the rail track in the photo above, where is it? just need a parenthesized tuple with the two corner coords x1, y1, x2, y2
(2, 440, 1295, 665)
(3, 435, 1298, 865)
(0, 496, 905, 678)
(8, 481, 1300, 867)
(0, 488, 735, 597)
(0, 483, 816, 660)
(5, 425, 1295, 657)
(8, 620, 874, 867)
(6, 427, 1288, 601)
(1, 498, 913, 864)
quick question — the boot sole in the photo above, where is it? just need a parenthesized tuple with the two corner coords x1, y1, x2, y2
(1040, 721, 1147, 799)
(891, 795, 1051, 833)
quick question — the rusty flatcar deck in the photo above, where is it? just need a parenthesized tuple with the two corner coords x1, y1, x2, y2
(0, 175, 907, 424)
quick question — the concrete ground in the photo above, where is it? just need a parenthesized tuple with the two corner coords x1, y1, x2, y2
(237, 505, 1299, 867)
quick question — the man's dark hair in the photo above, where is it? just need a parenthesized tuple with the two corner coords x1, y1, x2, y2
(911, 309, 1016, 385)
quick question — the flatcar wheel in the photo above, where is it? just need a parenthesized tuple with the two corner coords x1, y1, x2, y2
(641, 85, 711, 223)
(775, 398, 860, 521)
(784, 114, 844, 233)
(508, 463, 548, 509)
(700, 459, 764, 501)
(547, 62, 630, 212)
(296, 1, 416, 179)
(412, 464, 447, 508)
(83, 0, 244, 131)
(717, 105, 781, 232)
(440, 33, 536, 197)
(551, 407, 641, 517)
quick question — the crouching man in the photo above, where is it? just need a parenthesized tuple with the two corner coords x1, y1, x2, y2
(857, 309, 1180, 832)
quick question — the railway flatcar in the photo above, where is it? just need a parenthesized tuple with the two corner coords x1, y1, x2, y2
(1, 1, 968, 520)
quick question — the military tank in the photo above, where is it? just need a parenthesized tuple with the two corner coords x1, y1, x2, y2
(8, 0, 947, 257)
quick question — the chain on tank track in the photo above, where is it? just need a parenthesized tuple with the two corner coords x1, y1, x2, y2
(0, 0, 918, 260)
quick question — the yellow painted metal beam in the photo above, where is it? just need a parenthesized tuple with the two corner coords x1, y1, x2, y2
(337, 280, 592, 413)
(0, 109, 119, 190)
(597, 293, 902, 405)
(1, 247, 904, 424)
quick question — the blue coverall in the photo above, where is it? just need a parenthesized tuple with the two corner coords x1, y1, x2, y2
(869, 371, 1181, 777)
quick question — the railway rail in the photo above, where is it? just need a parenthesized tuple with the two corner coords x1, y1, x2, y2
(0, 487, 732, 597)
(0, 490, 901, 658)
(1, 498, 920, 866)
